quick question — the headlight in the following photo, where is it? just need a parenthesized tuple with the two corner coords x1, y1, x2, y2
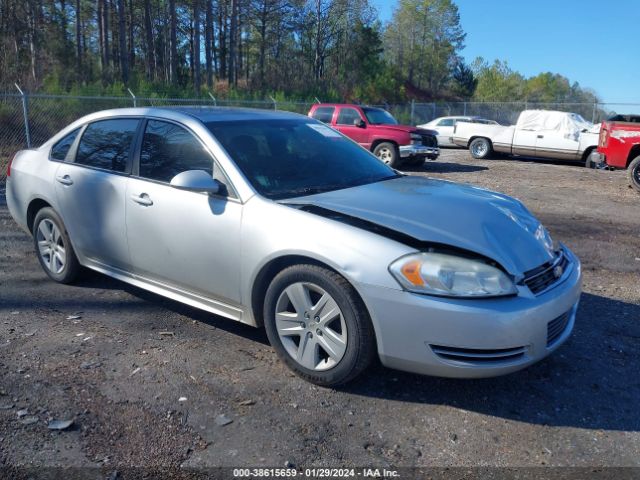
(389, 252, 517, 298)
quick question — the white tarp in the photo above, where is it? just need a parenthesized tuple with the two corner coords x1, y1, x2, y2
(517, 110, 598, 139)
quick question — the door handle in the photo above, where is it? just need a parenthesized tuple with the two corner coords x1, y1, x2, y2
(537, 135, 544, 139)
(130, 193, 153, 206)
(55, 174, 73, 186)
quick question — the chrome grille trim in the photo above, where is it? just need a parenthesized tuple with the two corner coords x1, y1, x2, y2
(430, 344, 527, 364)
(522, 248, 570, 295)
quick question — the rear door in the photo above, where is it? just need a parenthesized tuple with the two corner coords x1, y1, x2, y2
(333, 107, 370, 147)
(54, 117, 140, 271)
(125, 119, 242, 310)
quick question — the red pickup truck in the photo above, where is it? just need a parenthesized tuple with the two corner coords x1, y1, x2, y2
(308, 104, 439, 168)
(592, 115, 640, 192)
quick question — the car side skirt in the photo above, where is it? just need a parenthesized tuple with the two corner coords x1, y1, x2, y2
(82, 258, 251, 326)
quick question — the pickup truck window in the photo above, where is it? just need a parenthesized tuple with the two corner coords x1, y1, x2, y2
(361, 107, 398, 125)
(311, 107, 335, 124)
(336, 108, 363, 125)
(437, 119, 455, 127)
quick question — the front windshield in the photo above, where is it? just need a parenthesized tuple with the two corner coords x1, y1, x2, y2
(206, 119, 398, 200)
(362, 108, 398, 125)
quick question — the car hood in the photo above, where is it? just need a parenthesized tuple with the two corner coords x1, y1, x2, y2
(284, 176, 555, 274)
(371, 124, 438, 136)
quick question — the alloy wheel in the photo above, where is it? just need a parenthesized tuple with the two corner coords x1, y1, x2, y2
(275, 282, 347, 371)
(36, 219, 66, 274)
(377, 147, 393, 164)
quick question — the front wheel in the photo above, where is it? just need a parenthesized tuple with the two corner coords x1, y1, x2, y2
(629, 156, 640, 193)
(373, 142, 401, 168)
(33, 207, 80, 284)
(263, 264, 376, 386)
(469, 137, 493, 159)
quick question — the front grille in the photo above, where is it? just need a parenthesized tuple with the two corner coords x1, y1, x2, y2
(522, 249, 569, 295)
(421, 135, 437, 148)
(547, 311, 571, 347)
(430, 344, 527, 364)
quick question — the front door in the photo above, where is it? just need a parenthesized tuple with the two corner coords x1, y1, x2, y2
(334, 107, 370, 147)
(54, 118, 140, 271)
(125, 119, 242, 310)
(512, 129, 538, 157)
(535, 130, 580, 160)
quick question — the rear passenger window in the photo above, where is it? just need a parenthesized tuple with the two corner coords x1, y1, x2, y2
(75, 119, 139, 172)
(139, 120, 213, 183)
(50, 128, 80, 161)
(311, 107, 335, 124)
(336, 108, 363, 125)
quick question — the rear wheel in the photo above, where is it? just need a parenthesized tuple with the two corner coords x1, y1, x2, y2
(629, 156, 640, 193)
(263, 264, 375, 386)
(33, 207, 80, 284)
(469, 137, 492, 159)
(373, 142, 401, 168)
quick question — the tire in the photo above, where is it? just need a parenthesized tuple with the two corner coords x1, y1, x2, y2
(584, 149, 596, 168)
(628, 156, 640, 193)
(263, 264, 376, 386)
(469, 137, 493, 159)
(32, 207, 80, 284)
(373, 142, 401, 168)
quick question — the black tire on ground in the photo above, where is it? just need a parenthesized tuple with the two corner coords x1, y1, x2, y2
(373, 142, 402, 168)
(263, 264, 376, 387)
(469, 137, 493, 159)
(32, 207, 80, 284)
(628, 156, 640, 193)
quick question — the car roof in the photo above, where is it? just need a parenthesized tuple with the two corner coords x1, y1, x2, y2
(314, 103, 383, 110)
(78, 106, 306, 123)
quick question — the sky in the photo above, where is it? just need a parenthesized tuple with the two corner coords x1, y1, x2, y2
(371, 0, 640, 105)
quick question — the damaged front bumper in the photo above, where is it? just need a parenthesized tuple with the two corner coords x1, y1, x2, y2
(399, 144, 440, 159)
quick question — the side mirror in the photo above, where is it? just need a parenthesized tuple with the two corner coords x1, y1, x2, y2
(354, 119, 366, 128)
(170, 170, 220, 195)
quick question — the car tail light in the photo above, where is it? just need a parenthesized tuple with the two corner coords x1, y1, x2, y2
(599, 127, 609, 147)
(6, 153, 16, 177)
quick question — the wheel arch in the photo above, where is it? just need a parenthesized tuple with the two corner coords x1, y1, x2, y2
(26, 198, 54, 233)
(249, 254, 367, 328)
(581, 146, 596, 163)
(467, 136, 493, 149)
(370, 139, 398, 152)
(626, 145, 640, 168)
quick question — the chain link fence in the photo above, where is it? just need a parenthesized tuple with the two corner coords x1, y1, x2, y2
(1, 92, 638, 192)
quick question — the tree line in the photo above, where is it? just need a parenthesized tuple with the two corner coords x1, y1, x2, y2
(0, 0, 600, 104)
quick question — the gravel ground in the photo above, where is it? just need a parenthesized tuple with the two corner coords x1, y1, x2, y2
(0, 149, 639, 478)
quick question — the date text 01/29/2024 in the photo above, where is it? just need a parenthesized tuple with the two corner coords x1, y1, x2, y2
(232, 467, 400, 477)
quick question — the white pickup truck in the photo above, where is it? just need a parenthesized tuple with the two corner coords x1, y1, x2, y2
(452, 110, 600, 164)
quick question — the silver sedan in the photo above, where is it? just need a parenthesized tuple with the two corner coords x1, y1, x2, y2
(6, 107, 582, 386)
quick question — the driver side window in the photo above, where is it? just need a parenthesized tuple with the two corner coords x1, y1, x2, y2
(138, 120, 236, 198)
(139, 120, 212, 183)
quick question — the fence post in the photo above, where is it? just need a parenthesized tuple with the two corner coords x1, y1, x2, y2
(208, 92, 217, 106)
(592, 102, 597, 123)
(269, 95, 277, 110)
(14, 83, 31, 148)
(410, 99, 415, 125)
(463, 102, 467, 116)
(432, 103, 436, 121)
(127, 88, 137, 107)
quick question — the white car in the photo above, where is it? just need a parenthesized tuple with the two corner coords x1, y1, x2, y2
(418, 116, 499, 147)
(452, 110, 600, 163)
